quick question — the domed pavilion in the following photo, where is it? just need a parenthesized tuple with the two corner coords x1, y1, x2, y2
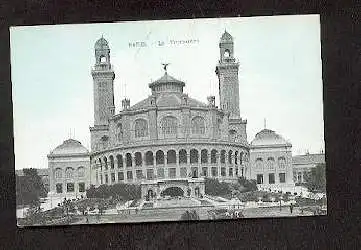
(48, 139, 90, 199)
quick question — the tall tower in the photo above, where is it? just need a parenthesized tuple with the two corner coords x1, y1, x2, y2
(91, 36, 115, 126)
(215, 31, 240, 118)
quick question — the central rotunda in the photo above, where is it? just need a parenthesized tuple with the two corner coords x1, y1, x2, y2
(89, 31, 250, 198)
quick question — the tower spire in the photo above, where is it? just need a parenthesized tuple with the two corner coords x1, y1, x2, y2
(264, 118, 267, 129)
(216, 30, 239, 118)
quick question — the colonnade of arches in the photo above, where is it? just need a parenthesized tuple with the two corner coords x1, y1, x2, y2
(95, 148, 248, 171)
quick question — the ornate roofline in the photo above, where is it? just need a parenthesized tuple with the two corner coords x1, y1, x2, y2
(90, 139, 250, 156)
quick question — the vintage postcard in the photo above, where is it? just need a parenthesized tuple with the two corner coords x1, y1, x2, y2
(12, 15, 326, 226)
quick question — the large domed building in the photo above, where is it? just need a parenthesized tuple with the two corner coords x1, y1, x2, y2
(88, 31, 250, 199)
(48, 31, 296, 200)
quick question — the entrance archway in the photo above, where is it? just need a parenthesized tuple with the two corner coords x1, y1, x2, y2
(161, 186, 184, 197)
(146, 189, 155, 201)
(140, 178, 205, 199)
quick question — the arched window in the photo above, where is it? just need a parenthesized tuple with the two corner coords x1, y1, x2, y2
(211, 149, 217, 164)
(267, 157, 275, 169)
(126, 153, 132, 167)
(239, 152, 244, 165)
(100, 56, 107, 63)
(103, 156, 108, 170)
(65, 167, 74, 178)
(229, 130, 237, 142)
(135, 152, 142, 166)
(278, 156, 286, 169)
(134, 119, 148, 138)
(167, 150, 176, 164)
(235, 151, 238, 165)
(144, 151, 153, 166)
(255, 158, 263, 168)
(245, 152, 249, 162)
(54, 168, 62, 178)
(78, 167, 85, 177)
(190, 149, 199, 164)
(156, 150, 164, 165)
(98, 158, 102, 171)
(179, 149, 187, 164)
(116, 123, 123, 142)
(161, 116, 178, 135)
(116, 154, 123, 168)
(220, 150, 226, 164)
(228, 150, 233, 164)
(201, 149, 208, 164)
(109, 155, 114, 169)
(224, 49, 230, 58)
(191, 117, 205, 134)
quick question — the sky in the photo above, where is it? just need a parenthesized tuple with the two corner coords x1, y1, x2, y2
(10, 15, 324, 170)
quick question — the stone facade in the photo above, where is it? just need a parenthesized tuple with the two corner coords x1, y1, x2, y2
(140, 178, 205, 200)
(89, 32, 250, 192)
(47, 139, 91, 199)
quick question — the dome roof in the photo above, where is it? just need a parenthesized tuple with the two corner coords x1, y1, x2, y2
(126, 71, 207, 111)
(220, 31, 233, 43)
(49, 139, 89, 156)
(149, 72, 185, 88)
(251, 129, 291, 147)
(128, 94, 208, 111)
(95, 36, 109, 50)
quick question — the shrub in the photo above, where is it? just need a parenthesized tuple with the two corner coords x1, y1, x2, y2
(180, 210, 200, 220)
(86, 184, 141, 201)
(204, 178, 231, 197)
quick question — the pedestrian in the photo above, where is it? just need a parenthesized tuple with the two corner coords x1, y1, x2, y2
(85, 211, 89, 223)
(290, 203, 293, 214)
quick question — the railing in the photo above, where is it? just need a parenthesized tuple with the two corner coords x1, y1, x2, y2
(91, 64, 113, 71)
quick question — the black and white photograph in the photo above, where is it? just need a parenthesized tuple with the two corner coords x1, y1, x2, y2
(11, 14, 326, 227)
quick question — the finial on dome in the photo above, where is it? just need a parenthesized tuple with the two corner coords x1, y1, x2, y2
(264, 118, 267, 129)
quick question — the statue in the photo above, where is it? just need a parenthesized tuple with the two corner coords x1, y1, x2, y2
(162, 63, 170, 73)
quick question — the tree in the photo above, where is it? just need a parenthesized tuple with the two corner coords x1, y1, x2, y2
(16, 168, 47, 206)
(237, 177, 258, 192)
(303, 163, 326, 193)
(77, 202, 87, 215)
